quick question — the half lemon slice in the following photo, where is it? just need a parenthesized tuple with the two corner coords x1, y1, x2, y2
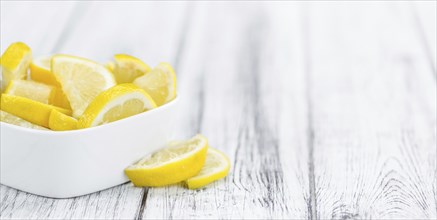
(51, 55, 116, 118)
(133, 62, 176, 106)
(77, 84, 156, 128)
(185, 148, 230, 189)
(113, 54, 151, 83)
(125, 134, 208, 187)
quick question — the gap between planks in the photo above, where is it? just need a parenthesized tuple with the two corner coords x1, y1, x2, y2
(301, 3, 318, 220)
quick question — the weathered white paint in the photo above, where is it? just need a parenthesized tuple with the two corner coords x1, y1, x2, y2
(0, 1, 435, 219)
(307, 2, 436, 218)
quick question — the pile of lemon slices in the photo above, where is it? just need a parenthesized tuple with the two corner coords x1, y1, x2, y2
(0, 42, 176, 130)
(0, 42, 230, 189)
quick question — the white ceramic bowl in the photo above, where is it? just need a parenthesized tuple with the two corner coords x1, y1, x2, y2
(0, 97, 179, 198)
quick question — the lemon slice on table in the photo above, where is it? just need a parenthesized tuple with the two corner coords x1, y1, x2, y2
(113, 54, 151, 83)
(5, 79, 55, 104)
(49, 109, 78, 131)
(51, 55, 116, 118)
(125, 134, 209, 187)
(30, 56, 61, 87)
(185, 148, 230, 189)
(0, 42, 32, 91)
(77, 84, 156, 128)
(0, 94, 71, 128)
(133, 62, 176, 106)
(0, 110, 48, 130)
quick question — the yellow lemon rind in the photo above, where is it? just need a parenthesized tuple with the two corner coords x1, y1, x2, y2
(185, 148, 230, 189)
(77, 83, 157, 128)
(125, 134, 208, 187)
(49, 109, 78, 131)
(1, 94, 72, 128)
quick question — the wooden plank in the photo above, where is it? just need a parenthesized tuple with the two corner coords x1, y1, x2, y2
(0, 2, 188, 219)
(142, 2, 310, 219)
(307, 2, 437, 218)
(411, 1, 437, 74)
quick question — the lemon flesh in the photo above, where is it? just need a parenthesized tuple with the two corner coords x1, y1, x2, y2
(113, 54, 151, 83)
(5, 79, 55, 104)
(51, 55, 116, 118)
(125, 134, 208, 187)
(0, 110, 48, 130)
(185, 148, 230, 189)
(133, 62, 176, 106)
(49, 109, 78, 131)
(1, 94, 71, 128)
(77, 84, 156, 128)
(0, 42, 32, 91)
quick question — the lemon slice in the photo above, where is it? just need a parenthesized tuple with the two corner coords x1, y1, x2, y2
(125, 134, 209, 187)
(51, 55, 116, 118)
(185, 148, 230, 189)
(0, 42, 32, 91)
(49, 109, 78, 131)
(77, 84, 156, 128)
(30, 56, 61, 87)
(5, 79, 55, 104)
(113, 54, 151, 83)
(1, 94, 72, 128)
(0, 110, 48, 130)
(133, 62, 177, 106)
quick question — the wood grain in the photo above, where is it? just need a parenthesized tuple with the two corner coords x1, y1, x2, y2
(142, 2, 310, 219)
(306, 2, 436, 218)
(0, 1, 436, 219)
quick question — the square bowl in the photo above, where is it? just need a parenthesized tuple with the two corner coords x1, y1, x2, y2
(0, 97, 179, 198)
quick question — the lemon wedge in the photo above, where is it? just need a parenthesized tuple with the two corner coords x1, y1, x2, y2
(51, 87, 71, 110)
(125, 134, 208, 187)
(1, 94, 71, 128)
(77, 84, 156, 128)
(5, 79, 55, 104)
(185, 148, 230, 189)
(51, 55, 116, 118)
(113, 54, 151, 83)
(133, 62, 176, 106)
(105, 61, 115, 72)
(29, 56, 71, 109)
(0, 42, 32, 91)
(0, 110, 48, 130)
(49, 109, 78, 131)
(30, 56, 61, 87)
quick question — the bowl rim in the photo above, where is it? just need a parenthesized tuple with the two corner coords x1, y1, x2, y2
(0, 96, 179, 135)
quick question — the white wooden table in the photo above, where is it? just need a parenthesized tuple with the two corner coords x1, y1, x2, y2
(1, 1, 436, 219)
